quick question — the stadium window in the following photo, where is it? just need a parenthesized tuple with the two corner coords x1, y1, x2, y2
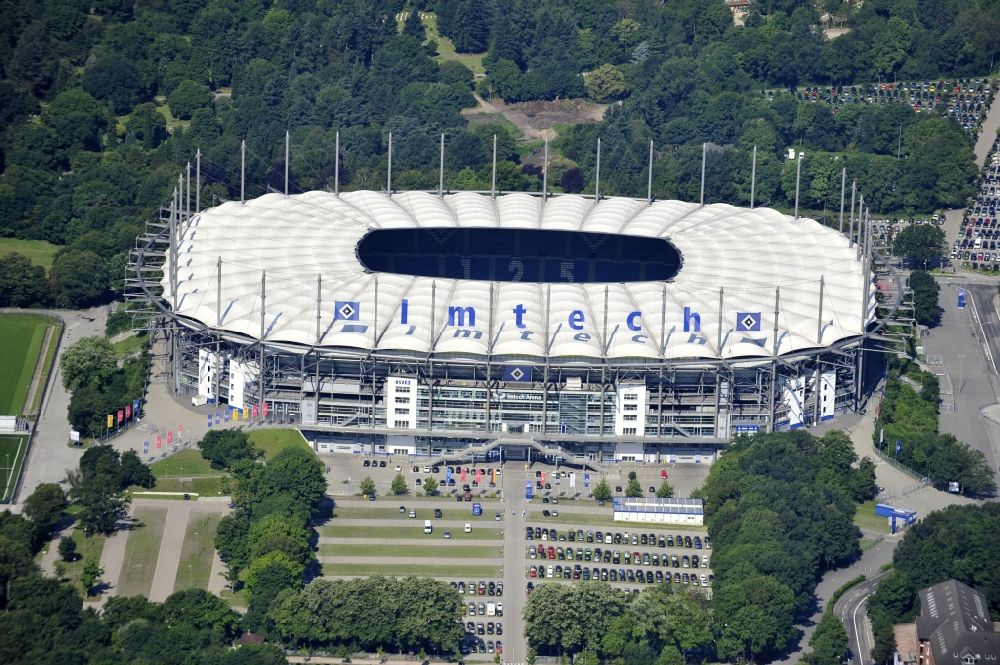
(395, 396, 409, 404)
(623, 414, 637, 421)
(622, 427, 637, 435)
(624, 404, 638, 411)
(394, 420, 409, 428)
(394, 408, 410, 415)
(623, 393, 638, 401)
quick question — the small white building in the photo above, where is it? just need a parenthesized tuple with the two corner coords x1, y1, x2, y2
(612, 497, 704, 526)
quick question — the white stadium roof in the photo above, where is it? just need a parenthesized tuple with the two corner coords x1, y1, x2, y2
(162, 190, 874, 363)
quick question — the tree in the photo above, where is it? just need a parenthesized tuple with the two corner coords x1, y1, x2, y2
(391, 473, 408, 495)
(402, 10, 426, 42)
(23, 483, 67, 542)
(894, 225, 945, 266)
(161, 588, 241, 643)
(452, 0, 490, 53)
(360, 476, 376, 497)
(908, 270, 940, 326)
(806, 610, 849, 665)
(592, 479, 612, 501)
(58, 536, 78, 562)
(655, 480, 674, 498)
(80, 558, 104, 596)
(60, 337, 117, 392)
(82, 54, 146, 114)
(249, 446, 327, 518)
(125, 102, 167, 148)
(49, 250, 109, 308)
(561, 167, 585, 193)
(168, 80, 213, 120)
(199, 430, 259, 470)
(244, 551, 304, 626)
(247, 514, 312, 564)
(0, 253, 50, 307)
(586, 64, 628, 102)
(625, 478, 644, 498)
(73, 475, 131, 535)
(423, 477, 440, 496)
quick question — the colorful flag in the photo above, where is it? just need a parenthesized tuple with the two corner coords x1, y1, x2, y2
(155, 434, 162, 449)
(178, 425, 184, 436)
(252, 403, 259, 418)
(133, 399, 140, 414)
(475, 468, 482, 484)
(207, 414, 213, 427)
(569, 473, 576, 488)
(215, 411, 221, 424)
(107, 414, 114, 428)
(490, 468, 496, 485)
(143, 440, 149, 454)
(243, 407, 250, 420)
(263, 401, 269, 417)
(460, 468, 467, 483)
(117, 410, 124, 424)
(125, 404, 131, 418)
(233, 408, 240, 421)
(167, 430, 174, 445)
(583, 473, 591, 488)
(540, 471, 546, 485)
(224, 409, 230, 422)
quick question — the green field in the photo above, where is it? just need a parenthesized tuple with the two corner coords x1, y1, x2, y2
(0, 434, 29, 502)
(323, 563, 502, 578)
(854, 499, 893, 535)
(0, 238, 60, 268)
(60, 527, 107, 596)
(419, 14, 486, 75)
(249, 428, 310, 459)
(0, 314, 56, 415)
(150, 448, 223, 477)
(173, 513, 220, 592)
(318, 525, 504, 541)
(117, 507, 168, 597)
(320, 543, 502, 558)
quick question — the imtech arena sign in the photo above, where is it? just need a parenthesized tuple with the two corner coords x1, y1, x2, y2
(332, 299, 762, 347)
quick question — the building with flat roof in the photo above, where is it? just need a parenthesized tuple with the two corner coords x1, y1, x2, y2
(611, 497, 704, 525)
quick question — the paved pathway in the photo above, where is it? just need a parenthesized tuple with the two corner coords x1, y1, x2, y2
(501, 465, 527, 665)
(973, 90, 1000, 168)
(95, 527, 130, 607)
(148, 501, 194, 601)
(8, 307, 106, 507)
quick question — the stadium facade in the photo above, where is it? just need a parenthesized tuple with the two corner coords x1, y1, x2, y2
(134, 187, 883, 464)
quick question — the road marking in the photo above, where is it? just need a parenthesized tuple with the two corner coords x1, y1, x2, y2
(854, 590, 874, 665)
(966, 285, 999, 375)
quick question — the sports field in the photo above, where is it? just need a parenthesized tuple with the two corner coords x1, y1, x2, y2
(0, 314, 59, 416)
(0, 434, 28, 502)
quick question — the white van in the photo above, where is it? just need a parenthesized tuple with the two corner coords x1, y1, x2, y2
(464, 523, 472, 533)
(423, 520, 432, 534)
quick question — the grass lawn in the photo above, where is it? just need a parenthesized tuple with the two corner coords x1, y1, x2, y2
(320, 543, 501, 558)
(173, 513, 220, 593)
(117, 506, 168, 597)
(854, 500, 893, 535)
(60, 528, 107, 596)
(323, 563, 502, 577)
(0, 434, 29, 503)
(0, 314, 55, 415)
(150, 448, 223, 477)
(154, 102, 190, 133)
(149, 476, 228, 496)
(318, 525, 504, 541)
(332, 506, 495, 521)
(420, 14, 485, 75)
(112, 333, 149, 358)
(220, 587, 247, 610)
(249, 428, 310, 459)
(0, 238, 60, 268)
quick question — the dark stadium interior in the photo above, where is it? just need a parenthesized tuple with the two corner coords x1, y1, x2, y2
(356, 228, 682, 282)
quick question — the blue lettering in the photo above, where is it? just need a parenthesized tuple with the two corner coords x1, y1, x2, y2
(683, 306, 701, 333)
(568, 310, 585, 330)
(520, 330, 534, 340)
(340, 324, 368, 334)
(404, 325, 416, 336)
(401, 298, 408, 324)
(626, 311, 641, 332)
(452, 329, 483, 339)
(631, 334, 648, 344)
(513, 303, 527, 328)
(573, 332, 591, 342)
(447, 305, 476, 327)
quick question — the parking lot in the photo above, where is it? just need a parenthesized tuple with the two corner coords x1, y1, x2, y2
(320, 452, 712, 660)
(954, 135, 1000, 270)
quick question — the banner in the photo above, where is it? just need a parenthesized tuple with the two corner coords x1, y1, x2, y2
(207, 414, 213, 427)
(540, 471, 547, 485)
(133, 399, 140, 415)
(446, 467, 453, 483)
(117, 410, 124, 424)
(584, 473, 591, 488)
(178, 425, 184, 436)
(233, 407, 241, 421)
(490, 468, 496, 485)
(166, 430, 173, 445)
(215, 411, 221, 424)
(252, 403, 259, 418)
(107, 414, 114, 428)
(224, 409, 230, 422)
(460, 468, 467, 483)
(569, 473, 576, 488)
(125, 404, 131, 418)
(263, 401, 269, 417)
(474, 468, 482, 484)
(143, 440, 149, 454)
(243, 407, 250, 420)
(155, 434, 162, 449)
(69, 430, 80, 443)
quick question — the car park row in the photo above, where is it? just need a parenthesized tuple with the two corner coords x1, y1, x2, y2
(957, 135, 1000, 270)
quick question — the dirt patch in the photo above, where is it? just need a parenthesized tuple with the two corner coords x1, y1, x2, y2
(464, 94, 609, 140)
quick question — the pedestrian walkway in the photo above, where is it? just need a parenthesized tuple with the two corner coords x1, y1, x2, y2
(95, 527, 130, 608)
(148, 501, 194, 602)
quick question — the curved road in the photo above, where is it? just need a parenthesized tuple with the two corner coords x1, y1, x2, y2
(835, 571, 890, 665)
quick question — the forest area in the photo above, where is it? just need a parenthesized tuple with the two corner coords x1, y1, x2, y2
(1, 0, 997, 312)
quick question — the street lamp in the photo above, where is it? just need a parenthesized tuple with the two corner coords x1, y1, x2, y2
(958, 354, 965, 395)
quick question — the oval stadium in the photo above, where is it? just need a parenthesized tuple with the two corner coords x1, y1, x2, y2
(135, 189, 880, 464)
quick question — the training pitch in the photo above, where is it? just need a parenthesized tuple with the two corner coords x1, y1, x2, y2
(0, 314, 55, 415)
(0, 434, 28, 502)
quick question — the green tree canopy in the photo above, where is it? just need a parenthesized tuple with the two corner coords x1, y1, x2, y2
(168, 79, 213, 120)
(59, 337, 117, 393)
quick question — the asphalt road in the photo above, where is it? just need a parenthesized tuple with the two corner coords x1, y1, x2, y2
(835, 572, 889, 665)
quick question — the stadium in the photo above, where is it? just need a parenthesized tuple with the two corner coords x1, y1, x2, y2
(133, 183, 882, 464)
